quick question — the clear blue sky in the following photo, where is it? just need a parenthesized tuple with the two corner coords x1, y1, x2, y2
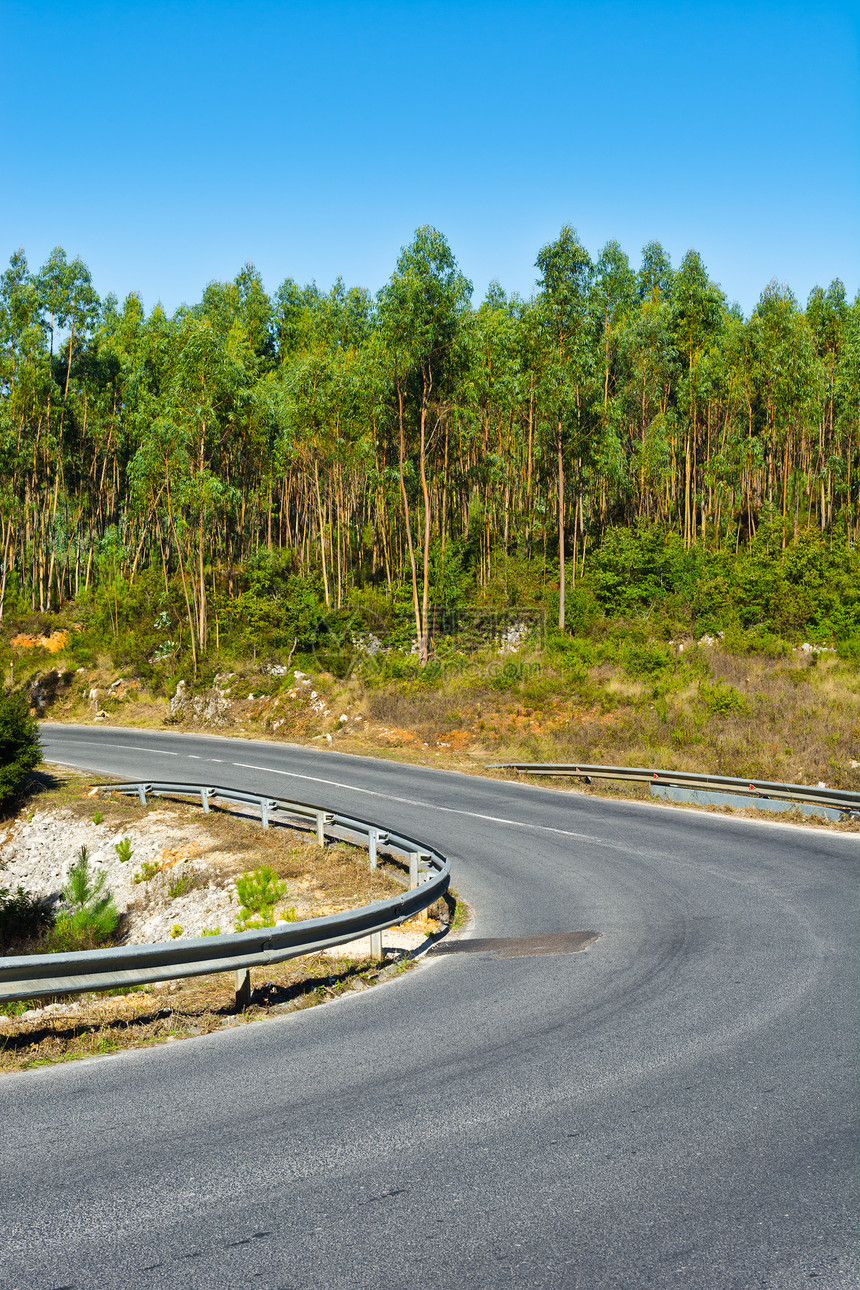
(2, 0, 858, 317)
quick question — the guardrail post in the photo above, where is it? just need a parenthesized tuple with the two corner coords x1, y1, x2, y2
(200, 788, 211, 814)
(370, 931, 382, 960)
(235, 968, 251, 1011)
(368, 829, 378, 871)
(260, 799, 270, 829)
(315, 812, 326, 846)
(138, 785, 148, 805)
(409, 851, 420, 889)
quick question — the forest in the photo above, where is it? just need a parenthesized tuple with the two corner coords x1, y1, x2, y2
(1, 225, 859, 676)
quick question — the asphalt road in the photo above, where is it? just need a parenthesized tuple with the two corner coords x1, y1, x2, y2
(2, 724, 858, 1289)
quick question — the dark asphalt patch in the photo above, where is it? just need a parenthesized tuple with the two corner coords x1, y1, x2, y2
(430, 931, 601, 958)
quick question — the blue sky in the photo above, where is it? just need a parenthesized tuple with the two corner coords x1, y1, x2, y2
(1, 0, 858, 317)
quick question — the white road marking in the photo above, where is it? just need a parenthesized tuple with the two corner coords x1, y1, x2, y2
(230, 760, 610, 845)
(44, 740, 178, 755)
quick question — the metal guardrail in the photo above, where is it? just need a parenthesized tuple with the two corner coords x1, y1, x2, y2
(489, 762, 860, 819)
(0, 781, 450, 1007)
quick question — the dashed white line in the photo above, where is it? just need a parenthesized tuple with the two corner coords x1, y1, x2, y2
(44, 740, 178, 756)
(229, 760, 615, 846)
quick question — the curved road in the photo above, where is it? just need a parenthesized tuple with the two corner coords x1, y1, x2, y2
(2, 724, 858, 1289)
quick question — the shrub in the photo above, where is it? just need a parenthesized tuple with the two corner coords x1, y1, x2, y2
(47, 846, 119, 951)
(234, 865, 288, 931)
(133, 860, 161, 884)
(0, 687, 41, 811)
(699, 680, 750, 717)
(0, 884, 55, 952)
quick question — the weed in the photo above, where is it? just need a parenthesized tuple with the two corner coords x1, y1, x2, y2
(114, 837, 133, 864)
(201, 926, 222, 937)
(170, 924, 183, 939)
(0, 884, 55, 952)
(133, 860, 161, 884)
(93, 810, 103, 825)
(0, 999, 30, 1018)
(167, 868, 201, 900)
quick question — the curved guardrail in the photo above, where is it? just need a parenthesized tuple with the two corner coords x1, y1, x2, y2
(0, 780, 450, 1006)
(490, 761, 860, 820)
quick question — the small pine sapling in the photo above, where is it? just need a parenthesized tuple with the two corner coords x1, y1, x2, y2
(50, 845, 119, 950)
(234, 865, 289, 931)
(114, 837, 133, 863)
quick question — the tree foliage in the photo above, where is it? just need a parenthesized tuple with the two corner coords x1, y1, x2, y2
(0, 230, 858, 668)
(0, 688, 41, 809)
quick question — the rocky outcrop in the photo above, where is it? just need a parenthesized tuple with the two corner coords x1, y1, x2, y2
(169, 679, 232, 726)
(27, 668, 73, 715)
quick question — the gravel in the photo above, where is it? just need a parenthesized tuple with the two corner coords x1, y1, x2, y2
(0, 807, 240, 943)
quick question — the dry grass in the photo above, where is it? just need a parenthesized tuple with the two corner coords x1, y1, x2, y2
(0, 951, 413, 1073)
(21, 635, 860, 807)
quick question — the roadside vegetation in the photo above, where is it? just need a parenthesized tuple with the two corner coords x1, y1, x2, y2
(5, 520, 859, 795)
(0, 227, 858, 794)
(0, 686, 41, 810)
(0, 771, 456, 1072)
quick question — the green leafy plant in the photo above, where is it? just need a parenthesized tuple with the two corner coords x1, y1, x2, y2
(170, 924, 183, 939)
(201, 925, 222, 937)
(0, 688, 41, 811)
(167, 869, 200, 899)
(133, 859, 161, 884)
(114, 837, 133, 863)
(699, 679, 750, 717)
(234, 865, 288, 931)
(0, 884, 55, 952)
(47, 845, 119, 951)
(93, 810, 103, 825)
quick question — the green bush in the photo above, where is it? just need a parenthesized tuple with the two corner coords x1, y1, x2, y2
(47, 846, 119, 951)
(0, 884, 55, 952)
(234, 865, 289, 931)
(0, 688, 41, 811)
(699, 680, 750, 716)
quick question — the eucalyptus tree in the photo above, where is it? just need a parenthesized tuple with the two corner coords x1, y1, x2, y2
(835, 291, 860, 540)
(747, 283, 818, 539)
(806, 281, 852, 530)
(378, 227, 471, 661)
(671, 250, 725, 544)
(468, 283, 529, 580)
(0, 252, 45, 613)
(638, 240, 674, 304)
(535, 224, 593, 627)
(620, 279, 677, 524)
(590, 241, 637, 530)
